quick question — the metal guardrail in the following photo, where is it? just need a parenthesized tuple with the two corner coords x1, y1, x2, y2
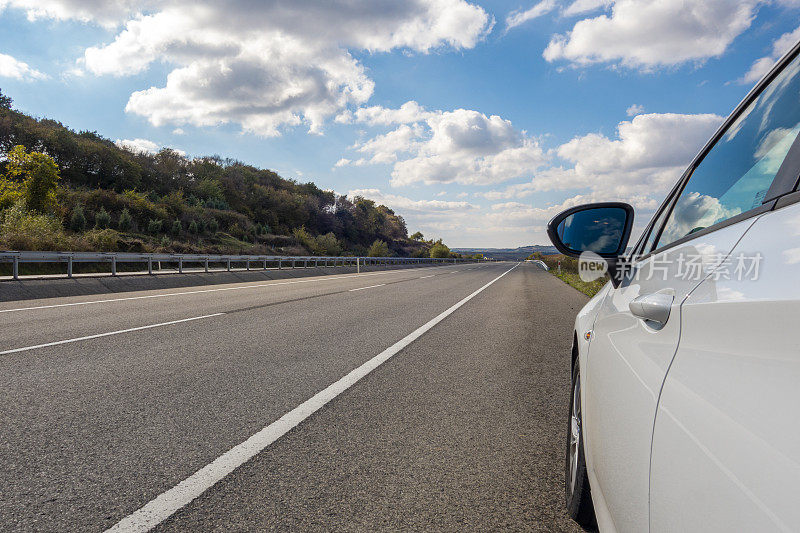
(525, 259, 549, 271)
(0, 251, 485, 280)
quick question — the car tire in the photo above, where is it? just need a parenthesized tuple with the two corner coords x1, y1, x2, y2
(565, 358, 597, 529)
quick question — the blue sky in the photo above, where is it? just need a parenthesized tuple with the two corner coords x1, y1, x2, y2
(1, 0, 799, 247)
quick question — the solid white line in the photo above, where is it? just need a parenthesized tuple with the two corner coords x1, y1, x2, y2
(0, 265, 458, 314)
(0, 313, 225, 356)
(419, 275, 435, 279)
(106, 262, 520, 533)
(348, 283, 386, 292)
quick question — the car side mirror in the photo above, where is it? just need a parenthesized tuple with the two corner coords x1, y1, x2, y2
(546, 202, 634, 286)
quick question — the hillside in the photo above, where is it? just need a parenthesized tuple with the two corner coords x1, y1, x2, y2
(0, 89, 455, 258)
(452, 245, 558, 261)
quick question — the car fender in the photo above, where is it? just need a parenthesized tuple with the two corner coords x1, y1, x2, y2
(572, 281, 618, 533)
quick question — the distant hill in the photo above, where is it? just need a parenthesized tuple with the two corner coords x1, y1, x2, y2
(0, 88, 443, 258)
(452, 245, 558, 261)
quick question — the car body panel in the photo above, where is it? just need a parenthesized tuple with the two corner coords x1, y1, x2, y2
(650, 204, 800, 532)
(582, 216, 758, 533)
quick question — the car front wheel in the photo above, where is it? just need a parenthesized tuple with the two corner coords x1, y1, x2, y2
(565, 357, 596, 528)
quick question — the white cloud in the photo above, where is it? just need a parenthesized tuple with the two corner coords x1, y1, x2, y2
(544, 0, 760, 69)
(348, 188, 479, 212)
(626, 103, 644, 116)
(115, 138, 159, 154)
(0, 52, 47, 80)
(340, 104, 547, 186)
(350, 101, 435, 126)
(563, 0, 612, 17)
(739, 25, 800, 85)
(505, 0, 557, 31)
(14, 0, 491, 136)
(483, 112, 723, 199)
(114, 137, 185, 156)
(0, 0, 143, 27)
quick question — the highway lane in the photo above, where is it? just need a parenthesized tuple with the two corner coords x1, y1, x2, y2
(0, 262, 588, 531)
(0, 263, 488, 352)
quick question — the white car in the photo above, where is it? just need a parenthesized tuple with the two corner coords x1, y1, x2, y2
(547, 40, 800, 532)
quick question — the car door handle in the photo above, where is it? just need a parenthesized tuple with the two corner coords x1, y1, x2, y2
(629, 293, 674, 327)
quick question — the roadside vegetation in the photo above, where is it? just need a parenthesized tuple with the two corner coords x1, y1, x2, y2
(528, 252, 608, 297)
(0, 89, 482, 261)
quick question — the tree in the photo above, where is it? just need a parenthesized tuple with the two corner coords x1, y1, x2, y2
(0, 89, 11, 109)
(147, 219, 162, 234)
(70, 205, 86, 232)
(170, 219, 182, 235)
(430, 241, 450, 258)
(94, 207, 111, 229)
(3, 145, 60, 213)
(367, 239, 389, 257)
(208, 218, 219, 234)
(316, 232, 342, 256)
(188, 220, 199, 234)
(410, 231, 424, 241)
(117, 208, 132, 231)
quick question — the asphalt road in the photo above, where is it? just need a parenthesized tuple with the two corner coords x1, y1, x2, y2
(0, 261, 588, 532)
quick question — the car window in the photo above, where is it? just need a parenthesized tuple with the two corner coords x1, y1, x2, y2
(640, 199, 674, 255)
(655, 54, 800, 250)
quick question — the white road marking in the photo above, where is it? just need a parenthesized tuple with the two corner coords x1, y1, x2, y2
(348, 283, 386, 292)
(419, 275, 435, 279)
(0, 265, 461, 314)
(106, 262, 520, 533)
(0, 313, 224, 355)
(450, 270, 459, 273)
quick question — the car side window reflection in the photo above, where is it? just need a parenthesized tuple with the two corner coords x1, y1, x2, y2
(655, 55, 800, 250)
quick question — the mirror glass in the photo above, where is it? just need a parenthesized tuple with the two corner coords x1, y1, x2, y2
(556, 207, 628, 255)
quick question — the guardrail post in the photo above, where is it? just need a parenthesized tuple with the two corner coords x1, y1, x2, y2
(12, 257, 19, 280)
(357, 257, 361, 274)
(67, 257, 73, 278)
(111, 256, 117, 276)
(263, 258, 267, 270)
(292, 259, 295, 269)
(246, 259, 250, 271)
(204, 258, 209, 273)
(227, 259, 231, 271)
(178, 257, 183, 273)
(148, 257, 153, 275)
(278, 258, 282, 270)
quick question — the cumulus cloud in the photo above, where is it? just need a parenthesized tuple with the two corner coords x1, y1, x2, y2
(544, 0, 760, 69)
(505, 0, 557, 31)
(739, 24, 800, 85)
(0, 52, 47, 80)
(340, 104, 547, 186)
(482, 112, 723, 199)
(10, 0, 491, 136)
(114, 138, 185, 156)
(348, 188, 479, 212)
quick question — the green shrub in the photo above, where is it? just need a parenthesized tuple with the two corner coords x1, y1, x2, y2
(147, 218, 162, 234)
(208, 218, 219, 234)
(429, 241, 450, 258)
(188, 220, 199, 234)
(70, 204, 86, 232)
(171, 219, 182, 234)
(117, 208, 132, 231)
(160, 235, 171, 248)
(0, 203, 68, 250)
(4, 145, 61, 213)
(84, 228, 120, 251)
(316, 232, 342, 256)
(94, 206, 111, 229)
(367, 239, 389, 257)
